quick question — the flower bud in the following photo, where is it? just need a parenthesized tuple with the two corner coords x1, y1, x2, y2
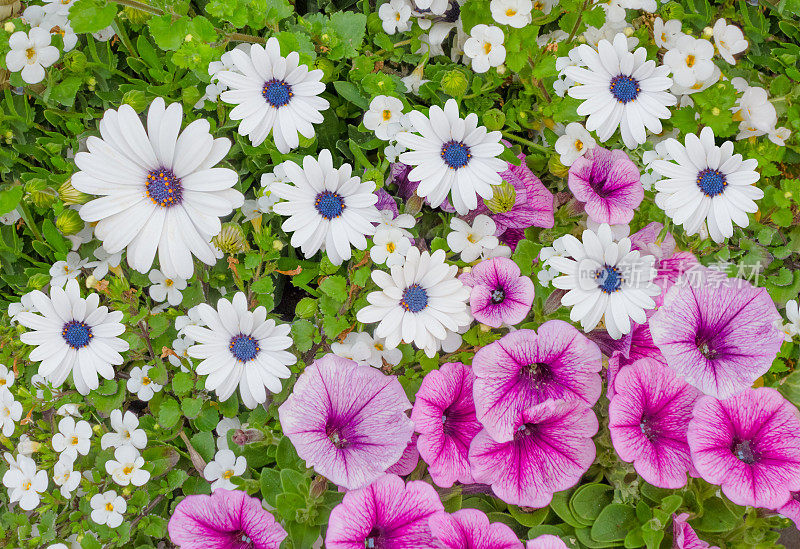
(310, 475, 328, 499)
(4, 22, 15, 33)
(64, 50, 87, 73)
(185, 34, 193, 42)
(441, 69, 469, 98)
(85, 275, 99, 289)
(485, 180, 517, 214)
(482, 108, 506, 132)
(25, 179, 57, 208)
(702, 26, 714, 39)
(496, 64, 506, 76)
(623, 26, 634, 37)
(123, 3, 152, 24)
(212, 223, 248, 254)
(59, 179, 89, 205)
(231, 428, 264, 446)
(56, 208, 84, 235)
(27, 273, 50, 290)
(272, 240, 284, 251)
(316, 57, 337, 82)
(548, 155, 569, 178)
(295, 297, 317, 319)
(122, 89, 148, 112)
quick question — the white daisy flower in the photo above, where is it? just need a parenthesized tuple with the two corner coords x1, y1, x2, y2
(89, 490, 126, 527)
(203, 449, 246, 492)
(397, 99, 505, 214)
(379, 0, 412, 34)
(663, 35, 715, 88)
(185, 292, 296, 408)
(712, 18, 747, 65)
(105, 446, 150, 487)
(447, 215, 499, 263)
(72, 97, 244, 279)
(565, 33, 676, 149)
(490, 0, 532, 28)
(87, 247, 122, 281)
(53, 457, 81, 498)
(652, 126, 762, 243)
(554, 122, 596, 166)
(8, 293, 34, 324)
(363, 95, 405, 141)
(653, 17, 683, 50)
(2, 455, 47, 510)
(52, 417, 92, 463)
(370, 227, 412, 267)
(271, 149, 381, 265)
(0, 388, 21, 437)
(127, 365, 162, 402)
(217, 37, 329, 153)
(49, 251, 88, 288)
(464, 25, 506, 74)
(147, 269, 186, 306)
(17, 280, 129, 395)
(0, 363, 15, 389)
(100, 410, 147, 451)
(356, 247, 471, 357)
(547, 223, 660, 339)
(5, 27, 59, 85)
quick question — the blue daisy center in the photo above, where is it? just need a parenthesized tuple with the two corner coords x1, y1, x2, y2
(696, 168, 727, 197)
(400, 283, 428, 313)
(229, 334, 260, 362)
(262, 79, 293, 108)
(62, 320, 92, 349)
(314, 190, 346, 220)
(732, 438, 757, 465)
(595, 264, 623, 293)
(609, 74, 640, 103)
(491, 287, 506, 304)
(146, 168, 182, 207)
(440, 140, 471, 170)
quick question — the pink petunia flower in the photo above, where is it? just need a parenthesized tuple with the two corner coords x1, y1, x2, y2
(672, 513, 719, 549)
(609, 358, 701, 488)
(469, 399, 598, 508)
(777, 492, 800, 530)
(386, 433, 420, 476)
(167, 489, 286, 549)
(429, 508, 523, 548)
(567, 147, 643, 225)
(650, 278, 784, 399)
(629, 222, 699, 306)
(411, 362, 483, 488)
(459, 257, 535, 328)
(526, 535, 568, 549)
(472, 320, 602, 442)
(687, 387, 800, 508)
(278, 354, 414, 490)
(326, 474, 444, 548)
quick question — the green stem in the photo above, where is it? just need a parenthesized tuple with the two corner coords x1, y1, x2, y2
(110, 0, 164, 15)
(567, 0, 591, 43)
(17, 201, 43, 243)
(112, 17, 137, 58)
(373, 39, 411, 56)
(501, 131, 549, 152)
(228, 32, 267, 44)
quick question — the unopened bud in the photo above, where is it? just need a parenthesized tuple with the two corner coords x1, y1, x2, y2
(483, 109, 505, 132)
(231, 428, 264, 446)
(310, 475, 328, 498)
(496, 64, 506, 76)
(59, 179, 89, 205)
(185, 34, 193, 42)
(123, 89, 149, 112)
(623, 26, 634, 37)
(548, 155, 569, 178)
(702, 26, 714, 39)
(56, 208, 83, 235)
(26, 179, 57, 208)
(85, 275, 99, 289)
(4, 22, 15, 33)
(212, 223, 248, 254)
(272, 240, 284, 251)
(441, 69, 469, 98)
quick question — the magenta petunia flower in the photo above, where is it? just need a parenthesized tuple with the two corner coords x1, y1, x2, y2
(411, 362, 482, 488)
(499, 228, 525, 251)
(672, 513, 719, 549)
(375, 187, 399, 218)
(459, 257, 535, 328)
(326, 474, 444, 548)
(567, 147, 643, 225)
(278, 354, 414, 490)
(687, 388, 800, 508)
(526, 535, 568, 549)
(608, 358, 701, 488)
(778, 492, 800, 530)
(472, 320, 602, 442)
(429, 509, 522, 549)
(469, 399, 598, 508)
(386, 433, 420, 476)
(650, 278, 784, 399)
(167, 489, 286, 549)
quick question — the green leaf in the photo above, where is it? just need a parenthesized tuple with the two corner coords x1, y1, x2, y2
(264, 0, 293, 25)
(260, 468, 282, 506)
(49, 76, 83, 107)
(148, 15, 190, 51)
(508, 505, 548, 527)
(181, 397, 203, 419)
(172, 372, 194, 396)
(319, 275, 347, 301)
(42, 218, 68, 254)
(276, 436, 303, 470)
(158, 397, 181, 429)
(0, 186, 23, 216)
(291, 319, 314, 352)
(68, 0, 117, 34)
(333, 81, 370, 109)
(590, 504, 637, 542)
(690, 497, 743, 532)
(570, 483, 614, 523)
(328, 12, 367, 59)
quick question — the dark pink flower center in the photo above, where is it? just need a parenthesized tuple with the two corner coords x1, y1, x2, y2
(521, 362, 551, 386)
(232, 531, 254, 549)
(491, 287, 506, 304)
(326, 423, 349, 449)
(695, 336, 718, 359)
(365, 527, 386, 548)
(732, 438, 758, 465)
(514, 422, 538, 440)
(639, 416, 657, 442)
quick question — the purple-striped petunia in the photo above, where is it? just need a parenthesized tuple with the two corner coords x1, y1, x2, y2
(386, 433, 420, 476)
(472, 320, 602, 442)
(567, 146, 643, 225)
(672, 513, 719, 549)
(429, 509, 523, 549)
(278, 354, 414, 490)
(526, 535, 568, 549)
(469, 399, 598, 508)
(608, 358, 701, 488)
(459, 257, 535, 328)
(326, 474, 444, 548)
(411, 362, 483, 488)
(650, 278, 784, 399)
(687, 387, 800, 508)
(167, 489, 286, 549)
(778, 492, 800, 530)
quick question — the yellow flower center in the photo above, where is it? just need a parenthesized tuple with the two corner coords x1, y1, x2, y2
(382, 109, 392, 121)
(374, 343, 384, 351)
(467, 233, 479, 244)
(575, 139, 583, 151)
(165, 279, 174, 287)
(395, 13, 401, 20)
(222, 469, 235, 480)
(71, 436, 79, 446)
(0, 379, 6, 385)
(25, 48, 36, 60)
(123, 465, 134, 475)
(534, 1, 544, 9)
(22, 481, 31, 490)
(483, 43, 492, 54)
(386, 242, 396, 253)
(505, 8, 517, 15)
(105, 503, 114, 512)
(686, 54, 695, 67)
(142, 376, 151, 386)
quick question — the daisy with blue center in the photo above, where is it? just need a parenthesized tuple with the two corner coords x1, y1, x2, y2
(270, 149, 382, 265)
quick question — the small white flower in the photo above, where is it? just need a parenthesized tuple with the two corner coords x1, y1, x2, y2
(368, 336, 403, 367)
(53, 457, 81, 498)
(175, 306, 203, 336)
(384, 143, 406, 163)
(52, 417, 92, 463)
(258, 164, 289, 214)
(215, 417, 242, 451)
(767, 127, 791, 147)
(92, 26, 116, 42)
(0, 363, 15, 390)
(105, 446, 150, 487)
(90, 490, 126, 527)
(101, 410, 147, 452)
(490, 0, 532, 28)
(370, 227, 412, 267)
(712, 18, 747, 65)
(663, 35, 715, 88)
(241, 199, 261, 222)
(5, 28, 59, 84)
(0, 388, 22, 437)
(127, 365, 163, 402)
(653, 17, 683, 49)
(87, 247, 122, 281)
(379, 0, 412, 34)
(194, 82, 225, 109)
(782, 299, 800, 340)
(56, 403, 80, 417)
(147, 269, 187, 306)
(2, 455, 47, 510)
(168, 336, 194, 371)
(413, 0, 448, 15)
(204, 449, 246, 491)
(17, 434, 41, 455)
(0, 209, 21, 225)
(401, 66, 429, 95)
(364, 95, 405, 141)
(447, 215, 499, 263)
(331, 332, 374, 364)
(8, 293, 34, 324)
(49, 252, 88, 288)
(554, 122, 596, 166)
(464, 25, 506, 74)
(377, 211, 416, 239)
